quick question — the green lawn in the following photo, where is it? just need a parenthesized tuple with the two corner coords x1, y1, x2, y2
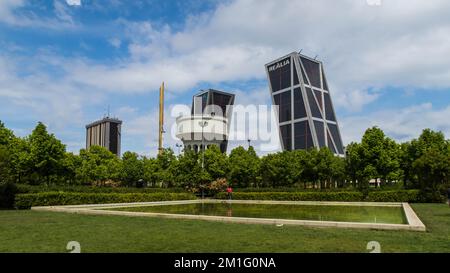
(0, 204, 449, 252)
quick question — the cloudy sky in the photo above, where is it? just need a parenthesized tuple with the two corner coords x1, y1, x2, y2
(1, 0, 450, 156)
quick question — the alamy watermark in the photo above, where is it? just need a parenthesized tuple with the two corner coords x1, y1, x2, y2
(67, 241, 81, 253)
(366, 0, 382, 6)
(169, 104, 281, 152)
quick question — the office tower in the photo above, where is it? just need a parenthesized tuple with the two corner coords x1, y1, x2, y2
(86, 117, 122, 156)
(265, 52, 344, 155)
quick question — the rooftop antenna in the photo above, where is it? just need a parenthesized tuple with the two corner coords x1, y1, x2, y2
(107, 105, 110, 118)
(298, 49, 303, 54)
(314, 55, 318, 60)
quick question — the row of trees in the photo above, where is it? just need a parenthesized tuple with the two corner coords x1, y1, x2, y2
(1, 121, 449, 197)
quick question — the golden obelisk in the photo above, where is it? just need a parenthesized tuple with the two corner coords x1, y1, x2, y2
(158, 82, 164, 155)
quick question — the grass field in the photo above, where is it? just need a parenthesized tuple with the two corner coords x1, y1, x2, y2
(0, 204, 449, 253)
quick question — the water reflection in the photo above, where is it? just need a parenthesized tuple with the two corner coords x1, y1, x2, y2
(115, 203, 407, 224)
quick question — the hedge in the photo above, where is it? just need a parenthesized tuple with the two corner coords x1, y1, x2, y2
(233, 187, 359, 193)
(15, 192, 196, 209)
(216, 190, 421, 203)
(216, 191, 364, 202)
(15, 184, 186, 194)
(365, 190, 420, 203)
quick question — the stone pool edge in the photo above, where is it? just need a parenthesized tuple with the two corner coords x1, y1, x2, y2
(31, 200, 426, 232)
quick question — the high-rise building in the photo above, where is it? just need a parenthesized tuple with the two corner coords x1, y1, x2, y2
(86, 117, 122, 156)
(176, 89, 235, 153)
(265, 52, 345, 155)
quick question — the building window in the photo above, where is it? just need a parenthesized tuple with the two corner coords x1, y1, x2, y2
(294, 121, 313, 150)
(268, 57, 291, 92)
(306, 88, 322, 119)
(314, 120, 325, 148)
(300, 57, 321, 88)
(293, 88, 306, 119)
(274, 90, 292, 122)
(280, 124, 292, 151)
(328, 123, 344, 154)
(324, 92, 336, 121)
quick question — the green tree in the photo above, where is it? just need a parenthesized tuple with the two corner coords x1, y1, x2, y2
(316, 147, 336, 189)
(28, 122, 66, 185)
(121, 151, 144, 187)
(260, 151, 299, 188)
(331, 156, 346, 188)
(359, 126, 401, 187)
(156, 148, 176, 187)
(228, 146, 260, 188)
(203, 145, 228, 180)
(345, 142, 373, 191)
(0, 145, 11, 183)
(0, 121, 15, 146)
(142, 157, 159, 187)
(7, 137, 32, 184)
(401, 129, 449, 190)
(77, 146, 120, 185)
(300, 149, 319, 189)
(60, 152, 82, 185)
(413, 147, 449, 193)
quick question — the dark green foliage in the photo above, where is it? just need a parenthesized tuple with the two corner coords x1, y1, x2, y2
(216, 191, 364, 201)
(233, 187, 358, 192)
(0, 120, 448, 203)
(76, 145, 120, 185)
(365, 190, 420, 203)
(15, 192, 196, 209)
(216, 190, 421, 203)
(227, 146, 260, 188)
(0, 182, 18, 208)
(28, 122, 66, 184)
(203, 145, 228, 180)
(15, 184, 186, 194)
(120, 151, 144, 187)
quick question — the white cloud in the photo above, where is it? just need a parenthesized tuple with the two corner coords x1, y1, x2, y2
(66, 0, 81, 6)
(334, 89, 380, 112)
(0, 55, 101, 136)
(0, 0, 25, 25)
(2, 0, 450, 154)
(108, 37, 122, 49)
(340, 103, 450, 145)
(0, 0, 79, 29)
(52, 0, 450, 103)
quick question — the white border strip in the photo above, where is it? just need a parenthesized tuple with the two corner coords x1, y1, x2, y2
(31, 200, 426, 232)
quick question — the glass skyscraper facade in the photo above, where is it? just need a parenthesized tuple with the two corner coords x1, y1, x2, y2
(265, 52, 345, 155)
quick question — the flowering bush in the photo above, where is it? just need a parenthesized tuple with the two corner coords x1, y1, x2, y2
(207, 178, 228, 195)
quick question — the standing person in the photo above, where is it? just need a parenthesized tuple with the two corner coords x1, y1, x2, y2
(226, 186, 233, 201)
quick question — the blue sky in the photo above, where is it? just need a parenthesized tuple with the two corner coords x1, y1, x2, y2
(1, 0, 450, 156)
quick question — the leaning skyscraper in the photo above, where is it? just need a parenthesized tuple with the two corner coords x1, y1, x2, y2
(265, 52, 345, 155)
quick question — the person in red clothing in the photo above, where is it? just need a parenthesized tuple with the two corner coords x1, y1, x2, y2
(226, 186, 233, 200)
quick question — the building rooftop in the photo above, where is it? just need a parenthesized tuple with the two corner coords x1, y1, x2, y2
(85, 117, 122, 129)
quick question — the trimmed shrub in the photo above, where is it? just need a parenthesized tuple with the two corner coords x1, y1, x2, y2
(0, 182, 18, 209)
(15, 184, 186, 194)
(215, 191, 364, 201)
(15, 192, 196, 209)
(416, 188, 445, 203)
(366, 190, 421, 203)
(216, 190, 422, 203)
(233, 187, 359, 193)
